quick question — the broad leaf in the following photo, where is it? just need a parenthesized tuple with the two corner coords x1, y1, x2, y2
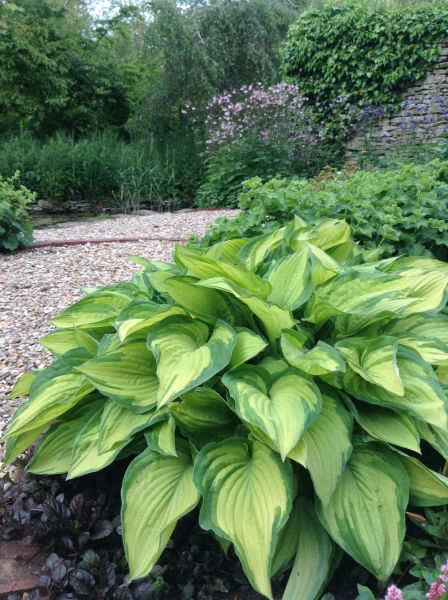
(8, 371, 37, 399)
(316, 442, 409, 581)
(76, 341, 159, 413)
(122, 440, 200, 580)
(237, 228, 286, 270)
(397, 453, 448, 507)
(223, 366, 322, 460)
(194, 438, 293, 600)
(265, 249, 312, 310)
(52, 289, 134, 329)
(148, 318, 236, 407)
(282, 331, 346, 376)
(415, 421, 448, 460)
(144, 417, 177, 456)
(230, 328, 268, 368)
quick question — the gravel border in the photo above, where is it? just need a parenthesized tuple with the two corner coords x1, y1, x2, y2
(0, 210, 239, 464)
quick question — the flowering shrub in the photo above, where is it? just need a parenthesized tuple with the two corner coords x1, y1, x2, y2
(193, 83, 331, 207)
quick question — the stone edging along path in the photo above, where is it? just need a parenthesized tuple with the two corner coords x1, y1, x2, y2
(26, 236, 188, 250)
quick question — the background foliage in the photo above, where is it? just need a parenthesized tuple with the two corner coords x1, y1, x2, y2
(281, 2, 448, 138)
(0, 171, 35, 251)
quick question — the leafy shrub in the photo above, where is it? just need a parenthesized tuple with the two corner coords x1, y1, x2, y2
(5, 217, 448, 599)
(194, 159, 448, 260)
(0, 171, 35, 251)
(281, 2, 448, 138)
(193, 83, 332, 208)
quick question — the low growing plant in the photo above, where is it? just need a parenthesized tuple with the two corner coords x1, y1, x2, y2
(0, 171, 35, 251)
(194, 159, 448, 261)
(4, 218, 448, 599)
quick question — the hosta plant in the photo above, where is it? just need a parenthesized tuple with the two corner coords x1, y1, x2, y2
(4, 217, 448, 600)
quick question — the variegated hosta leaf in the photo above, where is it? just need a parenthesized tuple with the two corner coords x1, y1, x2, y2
(114, 298, 173, 328)
(289, 219, 351, 252)
(329, 239, 363, 266)
(305, 270, 415, 327)
(98, 400, 170, 454)
(388, 256, 448, 273)
(52, 289, 135, 329)
(281, 330, 346, 376)
(230, 328, 268, 368)
(164, 276, 243, 325)
(264, 248, 312, 310)
(380, 314, 448, 347)
(67, 408, 130, 479)
(144, 417, 177, 456)
(4, 399, 46, 465)
(237, 227, 286, 271)
(343, 395, 420, 454)
(397, 452, 448, 507)
(398, 269, 448, 316)
(194, 438, 293, 600)
(76, 340, 159, 413)
(204, 238, 250, 263)
(316, 442, 409, 581)
(335, 336, 403, 395)
(390, 333, 448, 364)
(27, 399, 104, 475)
(7, 371, 37, 399)
(282, 498, 335, 600)
(259, 357, 290, 376)
(172, 388, 240, 443)
(3, 349, 94, 439)
(415, 420, 448, 460)
(117, 305, 187, 341)
(288, 391, 353, 506)
(307, 243, 345, 286)
(148, 318, 237, 408)
(39, 328, 99, 357)
(223, 365, 322, 460)
(122, 440, 200, 581)
(271, 497, 300, 577)
(342, 347, 448, 431)
(175, 245, 272, 298)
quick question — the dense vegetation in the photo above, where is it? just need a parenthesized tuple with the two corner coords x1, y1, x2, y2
(4, 218, 448, 599)
(0, 172, 35, 251)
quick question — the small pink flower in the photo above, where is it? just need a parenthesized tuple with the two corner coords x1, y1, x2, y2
(385, 585, 403, 600)
(427, 582, 447, 600)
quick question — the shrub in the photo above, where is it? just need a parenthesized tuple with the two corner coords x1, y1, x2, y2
(281, 2, 448, 139)
(4, 218, 448, 598)
(193, 83, 331, 208)
(194, 159, 448, 260)
(0, 171, 35, 251)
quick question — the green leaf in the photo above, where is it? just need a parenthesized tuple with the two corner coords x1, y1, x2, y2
(397, 452, 448, 507)
(343, 396, 420, 453)
(7, 371, 36, 399)
(381, 314, 448, 347)
(355, 585, 376, 600)
(3, 350, 94, 439)
(335, 336, 404, 395)
(194, 438, 293, 600)
(282, 498, 335, 600)
(342, 347, 448, 431)
(148, 318, 236, 408)
(117, 305, 187, 341)
(172, 388, 240, 443)
(175, 245, 272, 298)
(4, 423, 44, 466)
(52, 289, 134, 329)
(316, 442, 409, 581)
(230, 328, 268, 368)
(122, 440, 200, 581)
(39, 328, 98, 357)
(288, 391, 353, 506)
(98, 400, 170, 454)
(289, 219, 351, 251)
(144, 417, 177, 456)
(271, 497, 300, 577)
(308, 243, 345, 286)
(282, 331, 346, 376)
(223, 366, 322, 460)
(415, 421, 448, 460)
(237, 228, 286, 270)
(27, 399, 104, 475)
(265, 248, 312, 310)
(76, 341, 159, 413)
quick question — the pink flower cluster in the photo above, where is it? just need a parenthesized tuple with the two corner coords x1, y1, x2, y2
(186, 82, 325, 155)
(384, 561, 448, 600)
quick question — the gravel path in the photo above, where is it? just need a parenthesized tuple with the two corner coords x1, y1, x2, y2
(0, 210, 239, 460)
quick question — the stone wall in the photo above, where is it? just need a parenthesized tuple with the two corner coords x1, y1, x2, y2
(347, 45, 448, 155)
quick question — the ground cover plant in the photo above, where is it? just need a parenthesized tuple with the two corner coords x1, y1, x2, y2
(0, 171, 34, 251)
(4, 217, 448, 599)
(193, 159, 448, 261)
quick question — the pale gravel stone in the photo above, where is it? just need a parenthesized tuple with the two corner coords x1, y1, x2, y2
(0, 209, 239, 468)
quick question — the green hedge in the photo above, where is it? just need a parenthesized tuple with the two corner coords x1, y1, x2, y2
(281, 2, 448, 137)
(0, 172, 34, 251)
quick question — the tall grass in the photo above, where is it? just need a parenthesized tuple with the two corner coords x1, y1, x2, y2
(0, 130, 204, 211)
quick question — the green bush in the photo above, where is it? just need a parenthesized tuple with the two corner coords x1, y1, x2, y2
(4, 218, 448, 598)
(195, 159, 448, 260)
(0, 131, 204, 210)
(0, 171, 35, 251)
(281, 2, 448, 138)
